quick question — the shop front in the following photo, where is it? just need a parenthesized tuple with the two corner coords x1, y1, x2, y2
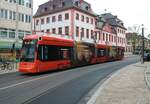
(0, 41, 22, 61)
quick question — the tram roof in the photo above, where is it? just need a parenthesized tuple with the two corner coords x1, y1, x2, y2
(24, 34, 74, 42)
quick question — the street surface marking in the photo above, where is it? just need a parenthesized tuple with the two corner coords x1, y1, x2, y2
(0, 74, 52, 91)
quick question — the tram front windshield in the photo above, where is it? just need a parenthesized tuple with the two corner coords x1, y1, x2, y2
(20, 39, 37, 62)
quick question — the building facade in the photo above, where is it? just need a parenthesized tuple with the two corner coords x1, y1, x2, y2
(0, 0, 33, 58)
(100, 13, 127, 48)
(34, 0, 96, 44)
(95, 16, 117, 47)
(34, 0, 126, 49)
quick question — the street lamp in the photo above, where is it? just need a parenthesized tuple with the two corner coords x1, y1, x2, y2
(94, 30, 103, 58)
(141, 24, 144, 64)
(93, 31, 99, 57)
(105, 41, 109, 56)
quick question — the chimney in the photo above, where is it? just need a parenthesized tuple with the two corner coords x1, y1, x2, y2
(114, 15, 117, 18)
(79, 0, 83, 4)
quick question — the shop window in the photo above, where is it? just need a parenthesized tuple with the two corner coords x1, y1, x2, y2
(18, 31, 24, 39)
(9, 30, 15, 39)
(0, 30, 7, 38)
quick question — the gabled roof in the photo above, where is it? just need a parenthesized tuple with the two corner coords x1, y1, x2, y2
(101, 13, 126, 30)
(34, 0, 96, 18)
(95, 15, 106, 29)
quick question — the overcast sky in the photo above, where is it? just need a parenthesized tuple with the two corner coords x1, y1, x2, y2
(33, 0, 150, 36)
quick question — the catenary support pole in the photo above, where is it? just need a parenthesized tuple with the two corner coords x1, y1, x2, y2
(141, 24, 144, 64)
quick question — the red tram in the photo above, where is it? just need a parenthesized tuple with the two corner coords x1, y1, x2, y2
(19, 34, 124, 73)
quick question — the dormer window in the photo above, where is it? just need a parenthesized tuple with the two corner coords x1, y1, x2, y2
(75, 1, 79, 6)
(44, 7, 48, 12)
(53, 5, 56, 9)
(62, 2, 65, 7)
(86, 6, 89, 11)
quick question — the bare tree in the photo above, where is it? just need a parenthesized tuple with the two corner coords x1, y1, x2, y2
(127, 25, 142, 54)
(147, 34, 150, 40)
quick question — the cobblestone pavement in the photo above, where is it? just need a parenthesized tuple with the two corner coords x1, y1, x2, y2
(92, 62, 150, 104)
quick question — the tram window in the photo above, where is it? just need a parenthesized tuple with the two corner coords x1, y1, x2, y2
(60, 49, 69, 59)
(38, 45, 72, 61)
(97, 48, 106, 57)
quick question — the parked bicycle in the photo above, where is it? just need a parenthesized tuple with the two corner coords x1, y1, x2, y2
(0, 61, 14, 71)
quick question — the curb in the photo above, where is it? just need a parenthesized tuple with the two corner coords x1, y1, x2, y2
(0, 69, 17, 75)
(77, 73, 111, 104)
(86, 64, 133, 104)
(144, 65, 150, 90)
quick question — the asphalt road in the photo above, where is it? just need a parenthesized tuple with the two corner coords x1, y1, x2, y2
(0, 56, 139, 104)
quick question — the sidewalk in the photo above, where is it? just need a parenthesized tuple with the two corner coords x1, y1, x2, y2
(88, 62, 150, 104)
(124, 52, 133, 57)
(0, 63, 18, 74)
